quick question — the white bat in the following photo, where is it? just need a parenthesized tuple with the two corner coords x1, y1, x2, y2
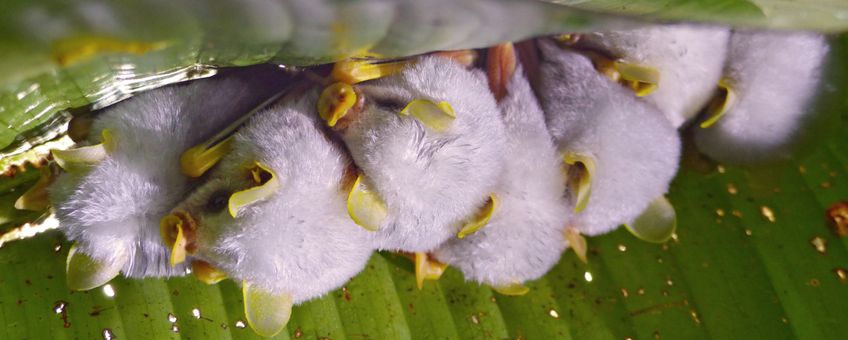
(537, 39, 681, 252)
(162, 90, 374, 337)
(694, 30, 829, 164)
(433, 44, 570, 295)
(48, 66, 288, 290)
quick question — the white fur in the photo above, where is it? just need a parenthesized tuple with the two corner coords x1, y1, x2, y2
(580, 24, 730, 127)
(694, 30, 828, 164)
(434, 66, 569, 287)
(340, 56, 506, 252)
(538, 41, 681, 236)
(172, 91, 373, 303)
(50, 67, 286, 278)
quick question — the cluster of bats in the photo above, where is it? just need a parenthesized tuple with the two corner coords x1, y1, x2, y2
(15, 24, 828, 336)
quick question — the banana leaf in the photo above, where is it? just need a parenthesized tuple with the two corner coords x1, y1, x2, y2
(1, 0, 848, 339)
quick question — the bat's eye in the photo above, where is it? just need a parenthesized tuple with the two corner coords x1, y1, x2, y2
(206, 190, 230, 213)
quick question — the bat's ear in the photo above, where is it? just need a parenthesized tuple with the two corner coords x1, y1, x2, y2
(242, 281, 292, 337)
(65, 244, 125, 291)
(228, 162, 279, 218)
(625, 195, 677, 243)
(589, 53, 660, 97)
(487, 43, 516, 102)
(346, 174, 387, 231)
(52, 129, 114, 172)
(331, 58, 411, 84)
(414, 252, 448, 290)
(399, 99, 456, 132)
(457, 194, 498, 239)
(562, 153, 596, 213)
(492, 282, 530, 296)
(699, 78, 737, 128)
(318, 82, 358, 127)
(181, 136, 234, 178)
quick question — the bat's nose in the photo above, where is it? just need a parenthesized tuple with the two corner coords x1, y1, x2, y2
(160, 210, 197, 267)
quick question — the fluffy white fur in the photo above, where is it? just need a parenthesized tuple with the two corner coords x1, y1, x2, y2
(434, 66, 569, 287)
(50, 67, 286, 278)
(172, 91, 373, 303)
(694, 30, 829, 164)
(538, 41, 681, 236)
(580, 24, 730, 127)
(340, 56, 506, 252)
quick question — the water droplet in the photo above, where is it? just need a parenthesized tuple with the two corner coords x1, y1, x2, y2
(826, 201, 848, 237)
(617, 244, 627, 252)
(295, 328, 304, 338)
(761, 206, 776, 222)
(745, 229, 753, 236)
(670, 233, 679, 242)
(726, 183, 738, 195)
(620, 288, 629, 298)
(637, 288, 646, 295)
(799, 165, 807, 174)
(715, 209, 725, 217)
(235, 320, 246, 329)
(583, 271, 593, 282)
(102, 328, 114, 340)
(835, 268, 847, 282)
(717, 165, 726, 174)
(809, 279, 820, 287)
(665, 278, 674, 286)
(548, 309, 559, 318)
(53, 244, 63, 253)
(625, 337, 634, 340)
(810, 236, 827, 254)
(171, 324, 180, 333)
(470, 314, 480, 324)
(191, 308, 201, 319)
(781, 316, 789, 323)
(102, 284, 115, 298)
(220, 323, 228, 329)
(167, 313, 177, 323)
(53, 301, 66, 314)
(184, 267, 192, 275)
(656, 256, 664, 264)
(690, 310, 701, 324)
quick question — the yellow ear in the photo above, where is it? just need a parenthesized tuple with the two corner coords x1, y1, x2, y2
(65, 244, 125, 291)
(563, 153, 596, 213)
(331, 58, 412, 84)
(700, 78, 737, 128)
(317, 82, 358, 127)
(399, 99, 456, 132)
(457, 194, 498, 239)
(414, 252, 447, 290)
(492, 282, 530, 296)
(346, 174, 388, 231)
(228, 162, 280, 218)
(52, 129, 114, 172)
(242, 281, 292, 337)
(614, 61, 660, 97)
(180, 136, 234, 178)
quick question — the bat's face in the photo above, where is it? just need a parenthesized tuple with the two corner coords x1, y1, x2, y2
(162, 96, 372, 304)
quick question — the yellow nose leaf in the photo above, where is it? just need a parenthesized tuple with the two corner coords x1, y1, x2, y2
(563, 153, 596, 213)
(493, 282, 530, 296)
(415, 252, 448, 290)
(192, 261, 227, 285)
(625, 196, 677, 243)
(400, 99, 456, 132)
(332, 58, 411, 84)
(229, 162, 280, 218)
(565, 227, 588, 264)
(65, 244, 125, 291)
(160, 214, 188, 267)
(347, 174, 388, 231)
(614, 61, 660, 97)
(318, 82, 358, 127)
(52, 129, 114, 172)
(180, 136, 234, 178)
(243, 281, 293, 338)
(458, 194, 498, 239)
(700, 78, 737, 128)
